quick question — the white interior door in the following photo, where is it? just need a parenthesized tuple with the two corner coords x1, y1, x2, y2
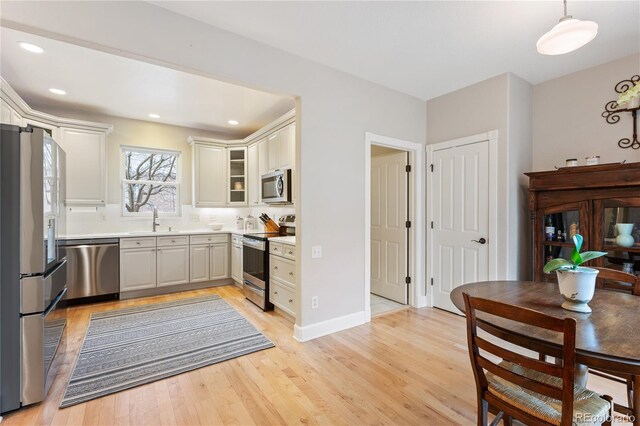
(432, 140, 489, 313)
(371, 151, 408, 304)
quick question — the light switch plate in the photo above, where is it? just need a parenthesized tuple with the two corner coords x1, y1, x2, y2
(189, 214, 200, 222)
(311, 246, 322, 259)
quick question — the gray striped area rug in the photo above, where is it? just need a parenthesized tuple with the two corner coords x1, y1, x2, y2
(60, 295, 274, 408)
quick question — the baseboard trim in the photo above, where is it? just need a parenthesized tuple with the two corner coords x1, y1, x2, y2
(293, 310, 367, 342)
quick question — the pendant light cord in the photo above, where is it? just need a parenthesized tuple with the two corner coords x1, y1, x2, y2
(559, 0, 572, 22)
(563, 0, 568, 16)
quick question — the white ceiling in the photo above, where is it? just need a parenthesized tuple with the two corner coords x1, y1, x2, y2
(0, 27, 294, 137)
(153, 1, 640, 101)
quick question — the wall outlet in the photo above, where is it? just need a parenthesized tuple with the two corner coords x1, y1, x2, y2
(311, 296, 319, 309)
(189, 214, 200, 222)
(311, 246, 322, 259)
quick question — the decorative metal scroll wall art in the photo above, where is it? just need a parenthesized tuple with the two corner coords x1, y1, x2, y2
(602, 75, 640, 149)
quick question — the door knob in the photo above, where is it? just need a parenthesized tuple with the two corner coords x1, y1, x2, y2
(471, 238, 487, 244)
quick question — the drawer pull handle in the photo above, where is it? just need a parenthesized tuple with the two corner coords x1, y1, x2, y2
(274, 247, 279, 251)
(288, 299, 293, 303)
(289, 272, 293, 276)
(136, 241, 141, 245)
(288, 251, 293, 255)
(274, 266, 279, 270)
(172, 239, 175, 243)
(274, 291, 278, 295)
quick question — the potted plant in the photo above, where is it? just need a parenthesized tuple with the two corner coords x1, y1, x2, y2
(543, 234, 607, 313)
(617, 82, 640, 110)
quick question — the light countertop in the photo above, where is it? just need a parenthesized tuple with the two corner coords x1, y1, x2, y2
(60, 229, 265, 240)
(269, 236, 296, 245)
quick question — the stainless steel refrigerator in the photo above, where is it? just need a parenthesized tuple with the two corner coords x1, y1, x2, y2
(1, 124, 67, 413)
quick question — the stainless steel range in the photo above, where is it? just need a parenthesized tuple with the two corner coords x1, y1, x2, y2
(1, 125, 67, 413)
(242, 233, 277, 310)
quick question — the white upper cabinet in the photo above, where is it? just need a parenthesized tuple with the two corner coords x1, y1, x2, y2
(267, 131, 279, 172)
(277, 123, 295, 171)
(248, 143, 260, 205)
(59, 127, 107, 205)
(1, 98, 21, 125)
(258, 138, 268, 177)
(228, 147, 247, 205)
(192, 143, 227, 207)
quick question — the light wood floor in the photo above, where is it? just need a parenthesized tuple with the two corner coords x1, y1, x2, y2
(2, 285, 630, 425)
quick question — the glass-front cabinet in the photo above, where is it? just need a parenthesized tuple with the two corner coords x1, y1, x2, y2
(526, 163, 640, 283)
(594, 198, 640, 274)
(538, 202, 590, 283)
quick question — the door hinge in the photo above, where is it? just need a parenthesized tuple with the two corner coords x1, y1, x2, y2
(430, 221, 434, 229)
(405, 221, 412, 228)
(430, 278, 434, 286)
(405, 276, 411, 284)
(430, 164, 434, 172)
(405, 164, 412, 173)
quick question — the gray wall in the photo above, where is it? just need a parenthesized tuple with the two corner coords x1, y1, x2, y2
(533, 53, 640, 171)
(1, 1, 427, 329)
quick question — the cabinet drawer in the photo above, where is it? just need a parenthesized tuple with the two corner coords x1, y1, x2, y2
(282, 244, 296, 260)
(269, 242, 284, 256)
(270, 255, 295, 287)
(270, 279, 295, 317)
(232, 234, 243, 246)
(120, 237, 156, 249)
(190, 234, 228, 245)
(157, 235, 190, 247)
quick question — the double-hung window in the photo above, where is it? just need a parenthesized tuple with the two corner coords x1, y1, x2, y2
(121, 146, 180, 215)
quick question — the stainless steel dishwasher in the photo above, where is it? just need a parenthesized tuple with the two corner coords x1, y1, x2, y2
(60, 238, 119, 302)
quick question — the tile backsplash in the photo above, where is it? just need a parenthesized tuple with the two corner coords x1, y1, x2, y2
(64, 204, 295, 236)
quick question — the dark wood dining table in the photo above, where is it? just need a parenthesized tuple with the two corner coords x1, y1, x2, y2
(450, 280, 640, 425)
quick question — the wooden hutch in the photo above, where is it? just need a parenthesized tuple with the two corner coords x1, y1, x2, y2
(526, 162, 640, 282)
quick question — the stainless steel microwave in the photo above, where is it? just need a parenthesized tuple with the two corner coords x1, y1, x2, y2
(261, 169, 291, 204)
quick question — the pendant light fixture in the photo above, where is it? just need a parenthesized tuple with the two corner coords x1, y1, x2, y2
(536, 0, 598, 55)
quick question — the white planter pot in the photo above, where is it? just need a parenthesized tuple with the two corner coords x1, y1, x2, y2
(556, 267, 599, 313)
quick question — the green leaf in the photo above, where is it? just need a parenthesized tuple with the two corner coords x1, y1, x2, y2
(543, 258, 573, 273)
(576, 251, 608, 265)
(571, 234, 584, 265)
(573, 234, 583, 252)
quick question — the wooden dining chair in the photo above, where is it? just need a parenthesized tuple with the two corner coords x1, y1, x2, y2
(463, 292, 613, 426)
(590, 267, 640, 417)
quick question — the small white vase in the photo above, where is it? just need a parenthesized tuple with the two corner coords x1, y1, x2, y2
(615, 223, 635, 248)
(556, 267, 599, 313)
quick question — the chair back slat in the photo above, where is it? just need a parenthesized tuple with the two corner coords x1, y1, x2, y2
(463, 292, 577, 426)
(475, 336, 563, 378)
(477, 356, 564, 401)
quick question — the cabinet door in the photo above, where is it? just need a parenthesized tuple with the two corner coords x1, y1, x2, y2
(231, 244, 243, 284)
(267, 132, 279, 172)
(535, 201, 590, 282)
(157, 245, 189, 287)
(59, 127, 107, 205)
(228, 147, 247, 205)
(248, 143, 259, 205)
(0, 99, 21, 125)
(594, 198, 640, 273)
(210, 243, 229, 280)
(190, 244, 210, 282)
(120, 248, 157, 291)
(258, 138, 269, 177)
(193, 144, 227, 207)
(277, 123, 295, 170)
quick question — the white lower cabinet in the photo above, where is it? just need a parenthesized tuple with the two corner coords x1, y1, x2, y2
(157, 245, 189, 287)
(231, 235, 243, 285)
(190, 245, 210, 283)
(269, 242, 296, 318)
(120, 247, 157, 291)
(210, 243, 229, 280)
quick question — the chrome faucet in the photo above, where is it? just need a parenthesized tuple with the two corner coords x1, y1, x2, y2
(152, 206, 160, 232)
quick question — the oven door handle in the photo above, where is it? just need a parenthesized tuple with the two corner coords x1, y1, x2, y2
(42, 287, 66, 318)
(243, 280, 264, 294)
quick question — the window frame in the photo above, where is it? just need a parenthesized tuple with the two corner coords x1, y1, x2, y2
(120, 145, 181, 217)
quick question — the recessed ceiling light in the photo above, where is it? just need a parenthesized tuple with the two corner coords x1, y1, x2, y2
(49, 88, 66, 95)
(148, 113, 160, 119)
(18, 42, 44, 54)
(228, 120, 239, 126)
